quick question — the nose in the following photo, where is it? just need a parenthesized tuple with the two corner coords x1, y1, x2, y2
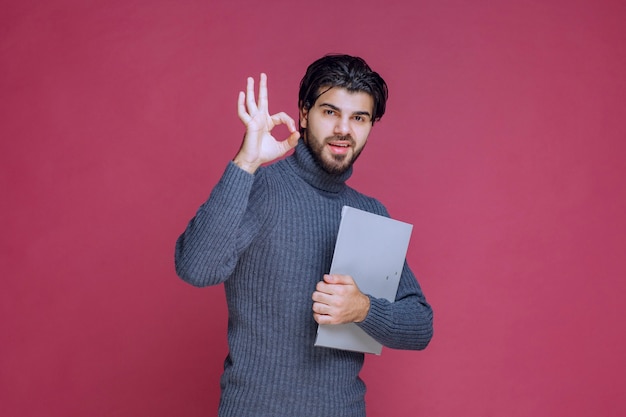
(334, 116, 350, 136)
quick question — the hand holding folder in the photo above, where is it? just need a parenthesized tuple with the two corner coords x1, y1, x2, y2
(314, 206, 413, 354)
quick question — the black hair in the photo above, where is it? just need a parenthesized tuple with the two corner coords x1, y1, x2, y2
(298, 54, 388, 133)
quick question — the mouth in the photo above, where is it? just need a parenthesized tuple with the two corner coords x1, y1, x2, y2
(327, 139, 352, 155)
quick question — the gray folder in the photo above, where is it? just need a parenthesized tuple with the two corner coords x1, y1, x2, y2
(314, 206, 413, 355)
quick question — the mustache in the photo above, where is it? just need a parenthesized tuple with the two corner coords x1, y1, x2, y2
(325, 135, 355, 145)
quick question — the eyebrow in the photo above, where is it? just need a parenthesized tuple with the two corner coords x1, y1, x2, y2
(318, 102, 372, 118)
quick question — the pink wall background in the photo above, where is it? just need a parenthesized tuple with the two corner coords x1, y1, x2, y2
(2, 0, 625, 416)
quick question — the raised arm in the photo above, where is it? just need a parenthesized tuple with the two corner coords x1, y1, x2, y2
(175, 73, 298, 286)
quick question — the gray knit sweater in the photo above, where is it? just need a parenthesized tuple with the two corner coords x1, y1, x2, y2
(175, 140, 433, 417)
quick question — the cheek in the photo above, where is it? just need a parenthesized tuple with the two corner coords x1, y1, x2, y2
(309, 117, 333, 136)
(354, 125, 372, 142)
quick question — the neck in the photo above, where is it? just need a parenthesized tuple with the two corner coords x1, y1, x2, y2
(288, 139, 352, 194)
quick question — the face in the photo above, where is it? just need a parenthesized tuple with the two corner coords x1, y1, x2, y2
(300, 87, 374, 175)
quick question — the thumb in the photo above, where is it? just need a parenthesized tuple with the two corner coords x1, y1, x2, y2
(286, 130, 301, 148)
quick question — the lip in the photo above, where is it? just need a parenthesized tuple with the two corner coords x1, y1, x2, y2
(327, 141, 351, 155)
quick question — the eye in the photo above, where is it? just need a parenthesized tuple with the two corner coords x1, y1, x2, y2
(324, 109, 336, 116)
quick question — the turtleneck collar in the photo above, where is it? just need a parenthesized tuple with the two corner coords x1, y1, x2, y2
(286, 139, 353, 194)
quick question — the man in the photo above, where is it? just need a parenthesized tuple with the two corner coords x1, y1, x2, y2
(175, 54, 433, 417)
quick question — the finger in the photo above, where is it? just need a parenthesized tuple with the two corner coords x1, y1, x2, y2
(258, 73, 268, 112)
(245, 76, 258, 113)
(286, 130, 301, 148)
(312, 301, 326, 314)
(312, 290, 331, 304)
(313, 301, 337, 320)
(314, 312, 337, 325)
(325, 274, 354, 285)
(270, 112, 298, 132)
(313, 313, 330, 324)
(237, 91, 251, 124)
(316, 281, 333, 295)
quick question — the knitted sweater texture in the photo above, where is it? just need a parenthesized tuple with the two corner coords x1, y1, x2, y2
(175, 140, 433, 417)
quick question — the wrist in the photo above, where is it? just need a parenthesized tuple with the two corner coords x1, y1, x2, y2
(355, 294, 371, 323)
(232, 155, 260, 174)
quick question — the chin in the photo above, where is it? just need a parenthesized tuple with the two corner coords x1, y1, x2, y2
(321, 158, 352, 175)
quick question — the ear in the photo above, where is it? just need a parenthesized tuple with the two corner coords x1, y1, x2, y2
(299, 107, 308, 129)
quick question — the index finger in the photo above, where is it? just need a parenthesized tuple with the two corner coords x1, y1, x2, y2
(324, 274, 355, 285)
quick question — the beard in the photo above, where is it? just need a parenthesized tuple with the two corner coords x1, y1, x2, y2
(304, 133, 365, 175)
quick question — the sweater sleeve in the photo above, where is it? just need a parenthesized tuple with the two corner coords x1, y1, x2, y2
(356, 261, 434, 351)
(174, 162, 263, 287)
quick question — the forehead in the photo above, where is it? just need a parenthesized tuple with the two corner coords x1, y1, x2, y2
(314, 87, 374, 114)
